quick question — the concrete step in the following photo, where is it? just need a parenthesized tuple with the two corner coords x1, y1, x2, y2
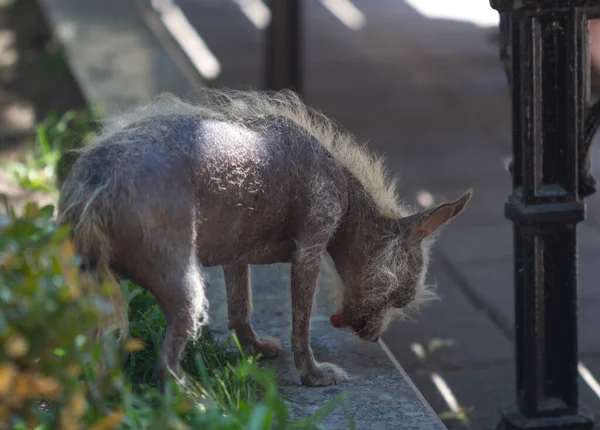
(37, 0, 199, 117)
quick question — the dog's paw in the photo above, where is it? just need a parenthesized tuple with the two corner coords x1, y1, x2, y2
(244, 336, 282, 359)
(300, 362, 349, 387)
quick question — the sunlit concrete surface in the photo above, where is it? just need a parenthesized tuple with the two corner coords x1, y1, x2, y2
(404, 0, 500, 28)
(148, 0, 221, 79)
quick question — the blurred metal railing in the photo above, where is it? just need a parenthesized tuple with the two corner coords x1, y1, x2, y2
(491, 1, 600, 429)
(265, 0, 302, 95)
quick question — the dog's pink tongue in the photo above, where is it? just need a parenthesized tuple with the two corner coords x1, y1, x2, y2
(330, 311, 346, 328)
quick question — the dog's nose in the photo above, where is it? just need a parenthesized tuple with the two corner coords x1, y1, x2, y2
(372, 337, 379, 343)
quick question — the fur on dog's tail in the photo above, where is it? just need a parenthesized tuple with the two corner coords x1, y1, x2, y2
(58, 179, 129, 344)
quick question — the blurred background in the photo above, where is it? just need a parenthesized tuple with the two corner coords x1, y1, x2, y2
(2, 1, 600, 428)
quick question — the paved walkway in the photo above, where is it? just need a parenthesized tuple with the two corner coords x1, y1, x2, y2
(176, 1, 600, 428)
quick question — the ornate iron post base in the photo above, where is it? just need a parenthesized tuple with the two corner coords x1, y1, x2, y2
(264, 0, 302, 95)
(498, 406, 594, 430)
(491, 1, 600, 429)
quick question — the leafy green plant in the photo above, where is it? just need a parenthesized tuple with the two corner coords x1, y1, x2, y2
(1, 106, 100, 194)
(0, 196, 128, 429)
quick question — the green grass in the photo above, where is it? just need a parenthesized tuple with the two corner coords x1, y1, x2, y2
(122, 279, 263, 412)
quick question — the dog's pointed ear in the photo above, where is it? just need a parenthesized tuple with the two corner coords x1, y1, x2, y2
(400, 189, 472, 241)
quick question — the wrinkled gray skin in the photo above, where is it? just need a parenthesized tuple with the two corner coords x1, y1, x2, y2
(59, 112, 470, 388)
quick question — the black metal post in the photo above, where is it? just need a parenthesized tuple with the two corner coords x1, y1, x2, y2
(490, 1, 600, 429)
(265, 0, 302, 95)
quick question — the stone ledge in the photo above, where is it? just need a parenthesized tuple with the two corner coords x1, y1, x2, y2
(204, 264, 445, 429)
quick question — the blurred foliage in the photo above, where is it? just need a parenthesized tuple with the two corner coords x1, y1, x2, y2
(1, 106, 100, 195)
(0, 198, 127, 429)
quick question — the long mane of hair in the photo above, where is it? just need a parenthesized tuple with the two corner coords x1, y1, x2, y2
(94, 88, 411, 219)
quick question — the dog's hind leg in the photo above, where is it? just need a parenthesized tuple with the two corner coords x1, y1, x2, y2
(223, 263, 282, 359)
(133, 255, 207, 388)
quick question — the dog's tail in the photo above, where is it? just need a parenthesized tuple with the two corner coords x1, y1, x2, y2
(58, 180, 129, 344)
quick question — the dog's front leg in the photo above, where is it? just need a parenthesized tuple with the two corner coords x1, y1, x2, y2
(223, 263, 282, 358)
(291, 249, 348, 387)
